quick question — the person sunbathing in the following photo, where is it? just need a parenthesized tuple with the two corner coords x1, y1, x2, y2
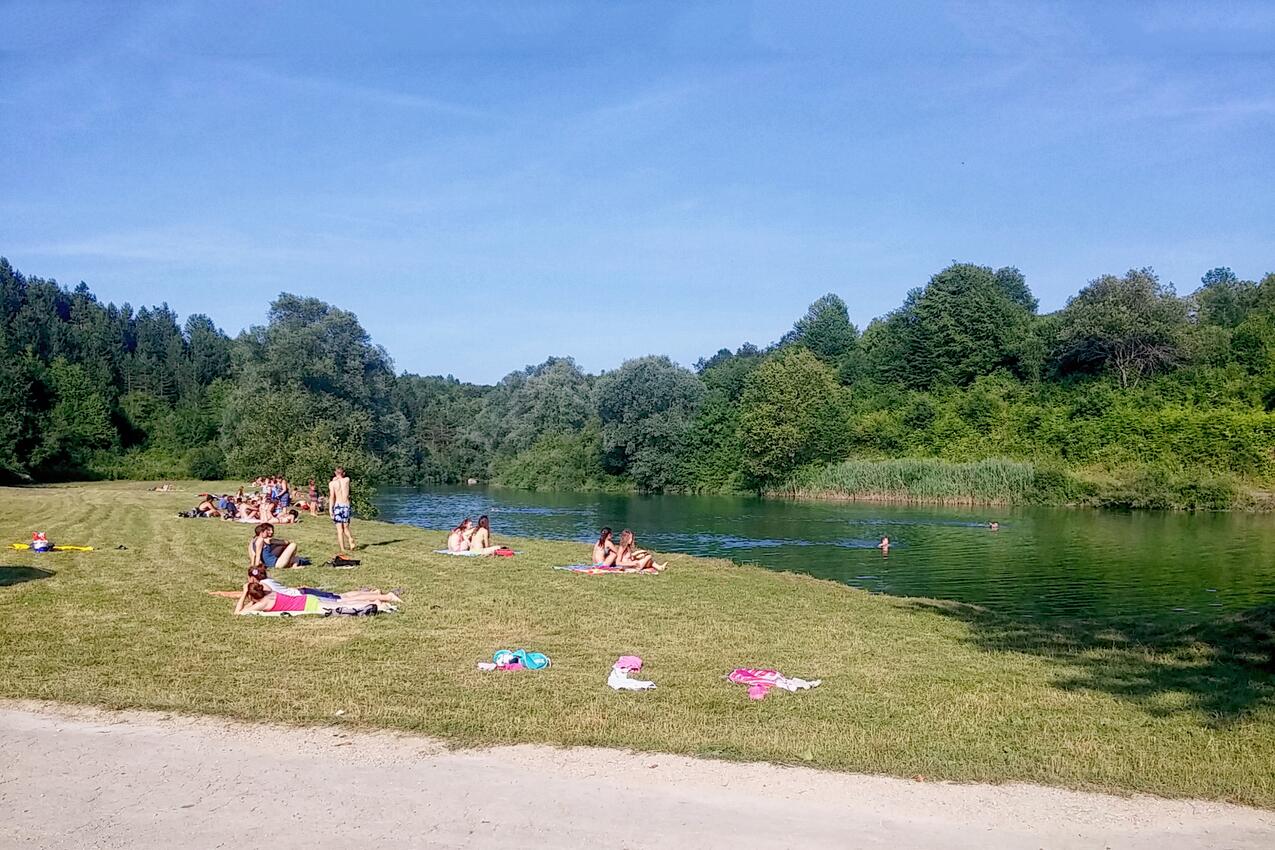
(466, 515, 501, 555)
(196, 496, 221, 518)
(613, 529, 667, 572)
(231, 580, 401, 615)
(210, 567, 401, 605)
(592, 527, 618, 566)
(447, 518, 473, 552)
(249, 522, 300, 570)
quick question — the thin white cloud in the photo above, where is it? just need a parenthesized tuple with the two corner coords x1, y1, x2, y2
(226, 62, 497, 121)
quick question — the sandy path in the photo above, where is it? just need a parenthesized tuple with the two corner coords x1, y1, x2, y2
(1, 702, 1272, 850)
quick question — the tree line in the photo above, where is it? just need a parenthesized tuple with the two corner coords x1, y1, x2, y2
(2, 256, 1273, 508)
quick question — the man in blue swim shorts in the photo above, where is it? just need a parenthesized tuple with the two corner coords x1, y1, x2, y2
(328, 466, 356, 555)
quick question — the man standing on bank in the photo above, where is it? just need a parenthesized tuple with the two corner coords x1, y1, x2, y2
(329, 466, 356, 555)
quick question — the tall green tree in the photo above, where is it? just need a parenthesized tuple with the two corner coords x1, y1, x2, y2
(594, 356, 704, 491)
(737, 348, 850, 488)
(861, 263, 1036, 389)
(781, 294, 858, 365)
(1055, 268, 1188, 388)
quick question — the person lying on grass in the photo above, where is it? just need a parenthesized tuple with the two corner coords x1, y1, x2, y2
(612, 529, 667, 572)
(465, 515, 502, 555)
(447, 518, 473, 552)
(209, 567, 402, 605)
(249, 522, 301, 570)
(210, 568, 398, 603)
(195, 495, 221, 518)
(231, 579, 402, 615)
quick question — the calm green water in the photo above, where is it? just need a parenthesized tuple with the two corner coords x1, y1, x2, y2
(376, 486, 1275, 624)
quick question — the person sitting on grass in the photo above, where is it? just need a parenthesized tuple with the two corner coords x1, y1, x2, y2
(465, 515, 501, 555)
(447, 518, 473, 552)
(249, 522, 300, 570)
(196, 495, 221, 518)
(592, 527, 618, 567)
(613, 529, 667, 572)
(231, 579, 402, 615)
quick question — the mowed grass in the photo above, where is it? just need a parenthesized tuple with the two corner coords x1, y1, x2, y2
(1, 482, 1273, 807)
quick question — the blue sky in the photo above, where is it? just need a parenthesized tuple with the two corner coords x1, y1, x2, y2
(2, 1, 1273, 383)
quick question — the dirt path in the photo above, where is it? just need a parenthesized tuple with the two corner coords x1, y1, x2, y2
(2, 702, 1272, 849)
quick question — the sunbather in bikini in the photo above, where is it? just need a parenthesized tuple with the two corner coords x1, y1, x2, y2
(592, 527, 618, 566)
(466, 515, 501, 555)
(231, 579, 402, 615)
(447, 518, 473, 552)
(613, 529, 667, 572)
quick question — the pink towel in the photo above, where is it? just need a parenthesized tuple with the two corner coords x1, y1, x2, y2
(729, 668, 821, 700)
(614, 655, 643, 672)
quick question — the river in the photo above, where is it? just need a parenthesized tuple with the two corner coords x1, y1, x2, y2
(376, 486, 1275, 625)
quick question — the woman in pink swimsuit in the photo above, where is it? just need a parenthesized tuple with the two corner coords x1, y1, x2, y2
(232, 580, 403, 615)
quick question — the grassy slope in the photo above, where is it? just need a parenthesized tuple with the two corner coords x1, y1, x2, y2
(1, 482, 1272, 807)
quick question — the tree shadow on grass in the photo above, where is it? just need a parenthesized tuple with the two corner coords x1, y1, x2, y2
(0, 566, 55, 587)
(361, 539, 407, 548)
(908, 599, 1275, 725)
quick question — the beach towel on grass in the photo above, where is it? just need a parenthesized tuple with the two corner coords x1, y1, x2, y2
(248, 603, 391, 617)
(10, 543, 94, 552)
(728, 668, 821, 700)
(434, 549, 517, 557)
(555, 564, 652, 575)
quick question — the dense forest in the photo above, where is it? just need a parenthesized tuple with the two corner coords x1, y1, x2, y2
(2, 256, 1273, 510)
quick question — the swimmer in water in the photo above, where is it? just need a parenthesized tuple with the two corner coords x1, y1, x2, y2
(988, 521, 999, 531)
(877, 536, 890, 552)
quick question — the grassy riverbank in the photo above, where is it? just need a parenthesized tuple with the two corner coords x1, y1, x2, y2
(2, 482, 1273, 807)
(778, 457, 1274, 511)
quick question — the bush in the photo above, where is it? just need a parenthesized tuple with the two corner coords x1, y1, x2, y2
(185, 445, 227, 480)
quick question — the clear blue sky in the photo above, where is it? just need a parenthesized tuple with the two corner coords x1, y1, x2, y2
(2, 1, 1272, 383)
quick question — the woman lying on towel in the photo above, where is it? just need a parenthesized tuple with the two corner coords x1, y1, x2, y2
(231, 579, 402, 615)
(613, 529, 667, 573)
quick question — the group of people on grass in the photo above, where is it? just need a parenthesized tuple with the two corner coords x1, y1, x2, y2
(191, 476, 318, 524)
(446, 518, 665, 571)
(593, 527, 666, 572)
(210, 522, 399, 615)
(447, 515, 500, 554)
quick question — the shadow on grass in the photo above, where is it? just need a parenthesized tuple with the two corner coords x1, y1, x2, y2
(909, 599, 1275, 724)
(361, 539, 407, 548)
(0, 566, 56, 587)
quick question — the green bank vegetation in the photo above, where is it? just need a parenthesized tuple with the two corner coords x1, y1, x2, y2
(3, 258, 1274, 508)
(1, 484, 1273, 805)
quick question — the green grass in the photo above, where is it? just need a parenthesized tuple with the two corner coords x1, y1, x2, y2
(1, 482, 1273, 807)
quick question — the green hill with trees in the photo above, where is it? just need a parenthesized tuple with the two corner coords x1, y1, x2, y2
(2, 256, 1272, 510)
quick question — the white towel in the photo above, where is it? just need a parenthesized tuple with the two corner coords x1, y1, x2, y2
(608, 668, 656, 691)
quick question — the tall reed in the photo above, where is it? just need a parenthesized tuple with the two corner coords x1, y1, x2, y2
(781, 457, 1036, 505)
